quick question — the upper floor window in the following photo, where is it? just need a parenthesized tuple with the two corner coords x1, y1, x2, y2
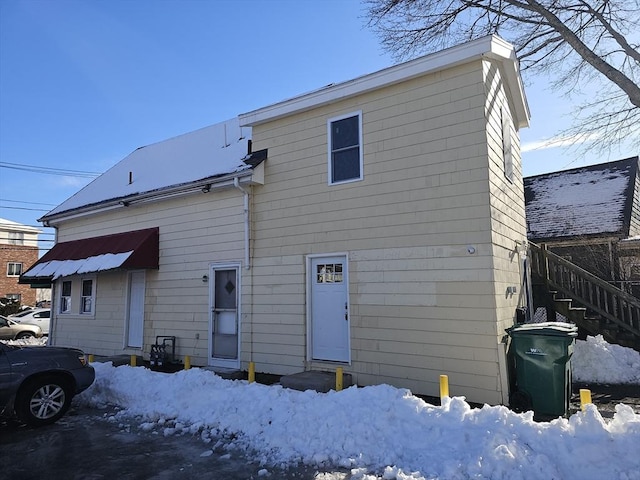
(60, 280, 72, 313)
(8, 232, 24, 245)
(328, 112, 363, 185)
(81, 279, 95, 314)
(7, 262, 22, 276)
(501, 105, 514, 183)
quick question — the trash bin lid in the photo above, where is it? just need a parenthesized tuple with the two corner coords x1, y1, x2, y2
(507, 321, 578, 337)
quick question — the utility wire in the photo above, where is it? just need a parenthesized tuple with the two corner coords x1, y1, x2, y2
(0, 161, 101, 178)
(0, 205, 50, 212)
(0, 198, 57, 207)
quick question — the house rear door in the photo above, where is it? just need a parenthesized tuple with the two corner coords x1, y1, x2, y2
(126, 271, 145, 348)
(309, 255, 350, 362)
(209, 265, 240, 369)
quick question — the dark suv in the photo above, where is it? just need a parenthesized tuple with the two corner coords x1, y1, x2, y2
(0, 342, 95, 426)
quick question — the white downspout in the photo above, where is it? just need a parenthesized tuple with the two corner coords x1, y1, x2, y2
(234, 177, 250, 270)
(47, 224, 58, 346)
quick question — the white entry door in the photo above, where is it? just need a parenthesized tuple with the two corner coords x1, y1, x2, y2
(309, 255, 350, 362)
(209, 265, 240, 369)
(126, 271, 145, 348)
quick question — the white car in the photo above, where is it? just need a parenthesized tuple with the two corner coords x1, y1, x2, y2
(9, 309, 50, 335)
(0, 316, 43, 340)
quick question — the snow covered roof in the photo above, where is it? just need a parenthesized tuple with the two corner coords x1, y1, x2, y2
(0, 217, 41, 234)
(20, 227, 159, 283)
(41, 118, 252, 223)
(524, 157, 639, 241)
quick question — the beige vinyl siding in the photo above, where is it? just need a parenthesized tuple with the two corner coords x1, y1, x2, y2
(483, 60, 528, 399)
(484, 59, 527, 327)
(53, 271, 127, 353)
(50, 188, 245, 361)
(247, 59, 521, 404)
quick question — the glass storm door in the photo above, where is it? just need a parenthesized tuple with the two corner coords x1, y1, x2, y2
(310, 255, 350, 362)
(209, 266, 240, 368)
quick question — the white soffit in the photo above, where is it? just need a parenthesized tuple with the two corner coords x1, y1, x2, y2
(239, 35, 529, 129)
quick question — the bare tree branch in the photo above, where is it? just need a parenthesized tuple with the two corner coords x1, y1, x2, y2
(365, 0, 640, 155)
(519, 0, 640, 108)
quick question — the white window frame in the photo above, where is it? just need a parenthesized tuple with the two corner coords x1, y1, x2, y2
(80, 277, 96, 315)
(327, 111, 364, 185)
(60, 280, 72, 314)
(7, 262, 23, 277)
(8, 232, 24, 245)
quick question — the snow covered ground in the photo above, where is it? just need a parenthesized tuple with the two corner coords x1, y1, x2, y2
(6, 335, 640, 479)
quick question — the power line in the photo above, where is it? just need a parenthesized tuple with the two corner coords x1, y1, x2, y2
(0, 205, 50, 212)
(0, 161, 101, 178)
(0, 198, 57, 207)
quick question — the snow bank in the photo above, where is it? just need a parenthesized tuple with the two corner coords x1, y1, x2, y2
(3, 334, 640, 478)
(77, 360, 640, 480)
(573, 335, 640, 384)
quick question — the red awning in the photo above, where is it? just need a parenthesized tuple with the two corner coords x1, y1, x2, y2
(20, 227, 159, 283)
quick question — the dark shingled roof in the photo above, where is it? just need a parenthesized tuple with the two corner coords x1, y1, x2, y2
(524, 157, 639, 242)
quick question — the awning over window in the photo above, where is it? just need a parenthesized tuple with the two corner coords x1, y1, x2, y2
(20, 227, 159, 284)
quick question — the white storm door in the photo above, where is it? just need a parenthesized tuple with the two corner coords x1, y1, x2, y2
(209, 265, 240, 369)
(126, 271, 145, 348)
(310, 255, 350, 362)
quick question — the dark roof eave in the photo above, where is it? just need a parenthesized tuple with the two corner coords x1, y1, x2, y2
(528, 232, 623, 244)
(40, 169, 255, 225)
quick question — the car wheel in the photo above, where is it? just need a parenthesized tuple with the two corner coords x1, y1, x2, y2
(16, 376, 73, 426)
(15, 331, 35, 339)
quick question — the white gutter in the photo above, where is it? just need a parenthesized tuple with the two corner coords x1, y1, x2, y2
(42, 171, 253, 227)
(234, 177, 251, 270)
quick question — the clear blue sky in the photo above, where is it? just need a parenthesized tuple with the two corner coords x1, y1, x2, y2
(0, 0, 636, 251)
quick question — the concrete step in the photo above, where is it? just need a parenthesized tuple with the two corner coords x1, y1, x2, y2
(280, 370, 353, 393)
(92, 354, 143, 366)
(201, 367, 245, 380)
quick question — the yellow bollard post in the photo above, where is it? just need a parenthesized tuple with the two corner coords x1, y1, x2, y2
(336, 367, 344, 391)
(248, 361, 255, 383)
(440, 374, 449, 401)
(130, 354, 137, 367)
(88, 354, 94, 363)
(580, 389, 592, 411)
(184, 355, 191, 370)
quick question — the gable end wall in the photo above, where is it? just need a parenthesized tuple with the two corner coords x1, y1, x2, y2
(246, 59, 523, 404)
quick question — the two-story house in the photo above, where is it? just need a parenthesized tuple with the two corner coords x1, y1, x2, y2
(0, 218, 40, 306)
(21, 35, 530, 405)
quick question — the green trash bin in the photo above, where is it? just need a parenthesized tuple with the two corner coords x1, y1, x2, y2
(506, 322, 578, 418)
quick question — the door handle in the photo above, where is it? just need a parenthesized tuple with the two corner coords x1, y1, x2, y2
(345, 302, 348, 321)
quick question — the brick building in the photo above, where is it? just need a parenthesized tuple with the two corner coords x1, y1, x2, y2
(0, 218, 40, 306)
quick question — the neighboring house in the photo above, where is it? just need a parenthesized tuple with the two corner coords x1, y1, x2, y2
(0, 218, 40, 306)
(524, 156, 640, 295)
(21, 35, 530, 405)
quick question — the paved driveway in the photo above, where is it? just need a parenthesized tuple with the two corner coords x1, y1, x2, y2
(0, 404, 346, 480)
(2, 385, 637, 479)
